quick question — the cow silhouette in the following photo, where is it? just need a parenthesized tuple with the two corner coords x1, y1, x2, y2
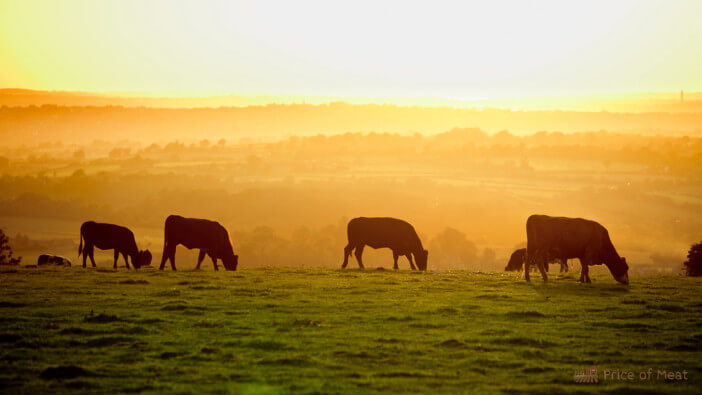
(525, 215, 628, 284)
(78, 221, 151, 269)
(342, 217, 428, 271)
(37, 254, 71, 266)
(159, 215, 238, 271)
(504, 248, 568, 272)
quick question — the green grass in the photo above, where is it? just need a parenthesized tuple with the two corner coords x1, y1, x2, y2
(0, 267, 701, 394)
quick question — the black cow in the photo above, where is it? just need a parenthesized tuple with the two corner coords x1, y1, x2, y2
(159, 215, 238, 271)
(505, 248, 527, 271)
(525, 215, 628, 284)
(78, 221, 151, 269)
(37, 255, 71, 266)
(504, 248, 569, 272)
(342, 217, 428, 271)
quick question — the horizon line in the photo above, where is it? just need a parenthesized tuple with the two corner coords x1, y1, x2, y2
(1, 87, 699, 101)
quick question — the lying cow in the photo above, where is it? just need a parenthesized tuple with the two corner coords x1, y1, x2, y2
(78, 221, 152, 269)
(37, 254, 71, 266)
(342, 217, 428, 271)
(525, 214, 628, 284)
(159, 215, 238, 271)
(504, 248, 568, 272)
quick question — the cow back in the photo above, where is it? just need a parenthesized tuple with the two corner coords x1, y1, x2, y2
(165, 215, 235, 259)
(527, 215, 608, 260)
(347, 217, 423, 254)
(81, 221, 138, 252)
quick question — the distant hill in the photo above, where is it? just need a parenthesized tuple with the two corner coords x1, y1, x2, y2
(1, 101, 701, 145)
(1, 89, 701, 113)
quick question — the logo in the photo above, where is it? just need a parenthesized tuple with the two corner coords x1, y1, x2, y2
(574, 366, 599, 384)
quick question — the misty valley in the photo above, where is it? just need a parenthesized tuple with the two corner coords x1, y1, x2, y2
(0, 125, 699, 274)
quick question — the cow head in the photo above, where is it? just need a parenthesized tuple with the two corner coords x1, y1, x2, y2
(504, 256, 523, 271)
(416, 249, 428, 271)
(222, 254, 239, 271)
(504, 263, 520, 272)
(134, 250, 152, 269)
(608, 256, 629, 285)
(505, 249, 526, 271)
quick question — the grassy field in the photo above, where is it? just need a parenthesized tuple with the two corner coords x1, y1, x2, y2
(1, 266, 701, 394)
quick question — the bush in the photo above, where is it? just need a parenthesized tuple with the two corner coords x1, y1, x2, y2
(683, 242, 702, 277)
(0, 229, 21, 266)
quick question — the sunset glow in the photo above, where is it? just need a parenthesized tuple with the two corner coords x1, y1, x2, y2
(2, 0, 701, 98)
(2, 2, 702, 393)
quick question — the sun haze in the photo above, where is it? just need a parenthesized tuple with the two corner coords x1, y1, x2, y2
(3, 2, 702, 393)
(1, 0, 701, 98)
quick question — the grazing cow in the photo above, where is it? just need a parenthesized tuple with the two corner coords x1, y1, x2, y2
(504, 248, 569, 272)
(505, 248, 527, 271)
(342, 217, 428, 271)
(37, 255, 71, 266)
(159, 215, 238, 271)
(78, 221, 152, 269)
(525, 215, 628, 284)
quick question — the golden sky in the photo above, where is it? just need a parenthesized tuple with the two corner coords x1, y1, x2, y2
(1, 0, 700, 98)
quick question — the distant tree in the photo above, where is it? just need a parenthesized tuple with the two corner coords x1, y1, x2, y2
(429, 227, 477, 268)
(0, 229, 21, 266)
(683, 242, 702, 277)
(71, 168, 86, 178)
(109, 147, 130, 159)
(480, 247, 496, 266)
(73, 149, 85, 160)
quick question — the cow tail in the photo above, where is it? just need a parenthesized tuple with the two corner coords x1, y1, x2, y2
(78, 227, 83, 257)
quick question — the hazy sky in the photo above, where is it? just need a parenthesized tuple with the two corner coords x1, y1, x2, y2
(1, 0, 700, 98)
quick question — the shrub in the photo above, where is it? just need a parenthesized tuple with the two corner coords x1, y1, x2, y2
(683, 242, 702, 277)
(0, 229, 21, 266)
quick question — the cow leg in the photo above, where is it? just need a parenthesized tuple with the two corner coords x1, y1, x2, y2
(524, 251, 531, 282)
(393, 252, 399, 270)
(82, 245, 89, 268)
(122, 251, 131, 270)
(196, 250, 206, 270)
(169, 249, 177, 271)
(580, 262, 590, 283)
(537, 255, 548, 282)
(525, 249, 541, 282)
(160, 243, 176, 271)
(535, 252, 548, 281)
(341, 244, 353, 269)
(113, 250, 119, 269)
(159, 243, 169, 270)
(354, 245, 365, 269)
(406, 254, 417, 270)
(211, 255, 219, 271)
(88, 246, 97, 267)
(577, 256, 592, 283)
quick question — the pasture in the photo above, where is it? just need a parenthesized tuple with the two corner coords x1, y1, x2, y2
(1, 266, 701, 394)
